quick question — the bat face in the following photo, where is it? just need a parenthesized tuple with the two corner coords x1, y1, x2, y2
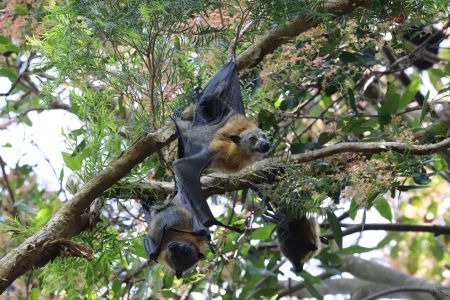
(166, 240, 205, 278)
(240, 128, 270, 154)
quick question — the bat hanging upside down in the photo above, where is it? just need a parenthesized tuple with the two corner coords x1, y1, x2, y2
(172, 59, 270, 229)
(264, 209, 321, 273)
(142, 189, 210, 278)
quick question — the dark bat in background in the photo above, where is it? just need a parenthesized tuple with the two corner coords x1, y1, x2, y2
(263, 209, 321, 274)
(402, 24, 447, 70)
(173, 59, 270, 230)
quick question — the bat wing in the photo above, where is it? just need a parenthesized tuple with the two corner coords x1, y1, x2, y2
(173, 111, 204, 158)
(142, 204, 161, 261)
(192, 60, 245, 126)
(171, 190, 211, 239)
(173, 150, 216, 227)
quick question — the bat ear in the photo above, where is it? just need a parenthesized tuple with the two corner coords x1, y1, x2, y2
(175, 270, 183, 279)
(197, 252, 205, 260)
(229, 135, 241, 144)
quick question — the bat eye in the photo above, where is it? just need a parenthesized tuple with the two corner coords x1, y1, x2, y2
(249, 136, 257, 142)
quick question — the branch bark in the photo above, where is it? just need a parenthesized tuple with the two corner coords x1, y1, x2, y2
(107, 137, 450, 200)
(237, 0, 368, 70)
(0, 125, 175, 293)
(278, 256, 446, 300)
(322, 223, 450, 239)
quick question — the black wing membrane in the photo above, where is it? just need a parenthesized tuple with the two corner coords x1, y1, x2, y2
(192, 60, 245, 126)
(142, 203, 160, 261)
(173, 150, 216, 227)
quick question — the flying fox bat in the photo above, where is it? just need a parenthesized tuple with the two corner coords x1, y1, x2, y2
(263, 209, 321, 273)
(142, 187, 210, 278)
(172, 59, 270, 229)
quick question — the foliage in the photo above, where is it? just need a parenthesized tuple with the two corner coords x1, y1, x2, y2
(1, 0, 449, 299)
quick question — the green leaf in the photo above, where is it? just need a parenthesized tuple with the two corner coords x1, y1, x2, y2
(339, 51, 359, 64)
(279, 97, 299, 111)
(0, 36, 19, 53)
(397, 185, 429, 191)
(384, 84, 399, 112)
(317, 132, 335, 146)
(327, 212, 342, 249)
(35, 207, 53, 226)
(303, 280, 323, 300)
(428, 68, 444, 90)
(131, 239, 148, 259)
(349, 197, 358, 220)
(337, 245, 374, 255)
(0, 68, 17, 81)
(252, 223, 275, 240)
(291, 142, 316, 154)
(257, 109, 278, 131)
(420, 91, 430, 122)
(374, 196, 393, 222)
(378, 84, 400, 126)
(20, 115, 32, 126)
(430, 237, 444, 260)
(347, 88, 358, 113)
(174, 36, 181, 51)
(14, 4, 28, 16)
(318, 250, 341, 267)
(28, 287, 39, 300)
(112, 280, 122, 295)
(62, 152, 82, 171)
(399, 76, 421, 111)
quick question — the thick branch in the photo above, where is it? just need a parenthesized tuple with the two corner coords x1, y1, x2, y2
(340, 256, 440, 291)
(279, 256, 446, 300)
(108, 138, 450, 200)
(237, 0, 367, 70)
(0, 125, 176, 293)
(362, 287, 449, 300)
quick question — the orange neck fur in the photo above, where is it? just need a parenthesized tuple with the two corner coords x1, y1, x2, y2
(208, 114, 258, 173)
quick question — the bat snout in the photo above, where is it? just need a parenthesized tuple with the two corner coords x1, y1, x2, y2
(255, 139, 270, 153)
(292, 263, 304, 274)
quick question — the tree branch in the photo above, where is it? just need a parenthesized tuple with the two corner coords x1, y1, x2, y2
(339, 256, 441, 291)
(0, 125, 176, 293)
(0, 155, 15, 204)
(107, 137, 450, 200)
(279, 256, 446, 300)
(322, 223, 450, 239)
(362, 287, 450, 300)
(237, 0, 368, 70)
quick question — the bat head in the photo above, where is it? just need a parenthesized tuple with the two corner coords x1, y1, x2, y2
(292, 262, 304, 274)
(167, 240, 205, 278)
(235, 128, 270, 155)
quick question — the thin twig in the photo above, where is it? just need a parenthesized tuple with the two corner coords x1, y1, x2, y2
(322, 223, 450, 239)
(0, 155, 15, 203)
(361, 286, 449, 300)
(0, 52, 35, 97)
